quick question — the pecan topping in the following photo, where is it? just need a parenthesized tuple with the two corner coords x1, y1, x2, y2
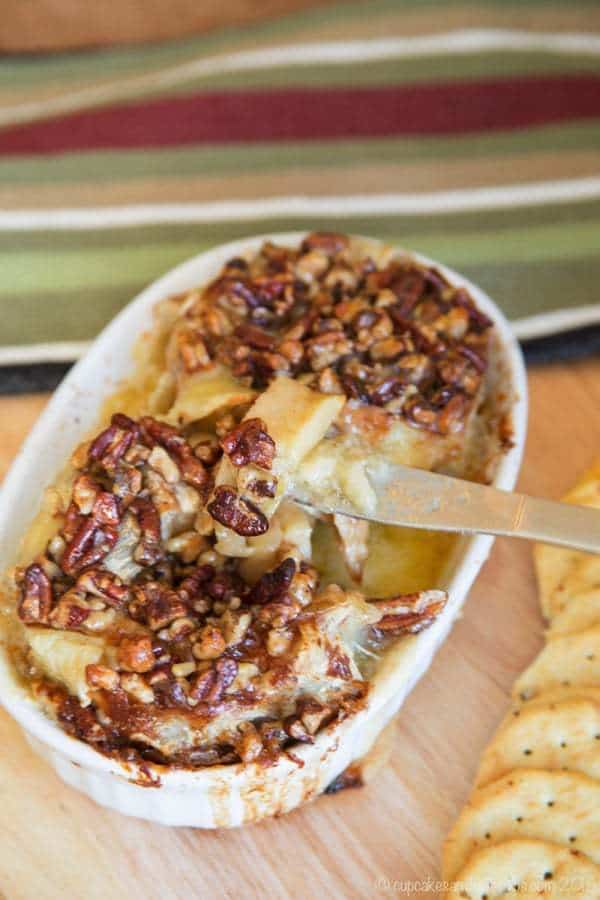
(247, 557, 296, 606)
(140, 416, 210, 496)
(190, 657, 238, 705)
(371, 590, 447, 637)
(245, 477, 277, 498)
(130, 582, 187, 630)
(220, 417, 276, 470)
(88, 414, 139, 472)
(75, 568, 129, 608)
(61, 518, 118, 576)
(118, 635, 155, 673)
(192, 625, 226, 661)
(207, 486, 269, 537)
(301, 231, 349, 256)
(191, 234, 492, 434)
(86, 664, 120, 691)
(130, 497, 162, 566)
(18, 563, 53, 623)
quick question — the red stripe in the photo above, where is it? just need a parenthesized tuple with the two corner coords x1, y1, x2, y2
(2, 75, 600, 156)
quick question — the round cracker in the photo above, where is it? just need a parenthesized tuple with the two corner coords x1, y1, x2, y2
(507, 686, 600, 717)
(442, 769, 600, 882)
(446, 838, 600, 899)
(513, 626, 600, 701)
(558, 557, 600, 602)
(533, 544, 590, 621)
(534, 462, 600, 621)
(474, 696, 600, 788)
(548, 589, 600, 638)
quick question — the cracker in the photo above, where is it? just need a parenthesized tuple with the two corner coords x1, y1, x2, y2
(506, 686, 600, 717)
(548, 589, 600, 638)
(446, 839, 600, 899)
(442, 769, 600, 882)
(534, 461, 600, 621)
(513, 626, 600, 701)
(558, 557, 600, 603)
(474, 696, 600, 788)
(534, 545, 593, 621)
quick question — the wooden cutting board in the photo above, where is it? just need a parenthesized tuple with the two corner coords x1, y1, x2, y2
(0, 357, 599, 899)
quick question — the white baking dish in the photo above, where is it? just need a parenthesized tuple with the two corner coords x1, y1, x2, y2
(0, 233, 527, 827)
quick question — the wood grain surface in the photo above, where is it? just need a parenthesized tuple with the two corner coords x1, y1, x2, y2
(0, 358, 599, 900)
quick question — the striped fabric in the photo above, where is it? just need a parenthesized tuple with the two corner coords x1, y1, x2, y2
(2, 0, 600, 389)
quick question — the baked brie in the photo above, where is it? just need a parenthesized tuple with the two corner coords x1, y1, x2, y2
(10, 232, 498, 780)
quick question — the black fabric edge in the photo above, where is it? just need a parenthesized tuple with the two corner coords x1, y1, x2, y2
(520, 323, 600, 365)
(0, 326, 598, 394)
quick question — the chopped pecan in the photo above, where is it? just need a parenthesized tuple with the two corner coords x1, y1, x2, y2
(61, 518, 118, 576)
(458, 343, 487, 374)
(192, 625, 226, 661)
(327, 648, 353, 680)
(118, 636, 155, 673)
(245, 477, 277, 499)
(306, 333, 353, 371)
(284, 716, 313, 744)
(130, 582, 188, 630)
(220, 609, 251, 647)
(298, 698, 332, 735)
(88, 414, 139, 472)
(17, 563, 53, 623)
(233, 322, 275, 350)
(113, 465, 143, 503)
(436, 393, 468, 436)
(247, 557, 296, 606)
(220, 417, 276, 470)
(92, 492, 120, 528)
(130, 497, 162, 566)
(177, 565, 215, 604)
(58, 695, 107, 744)
(236, 722, 263, 763)
(453, 287, 493, 333)
(371, 590, 447, 637)
(49, 593, 91, 629)
(256, 599, 301, 628)
(301, 232, 349, 256)
(72, 474, 100, 515)
(190, 657, 238, 704)
(207, 486, 269, 537)
(176, 328, 212, 373)
(86, 664, 120, 692)
(75, 568, 129, 608)
(388, 267, 425, 316)
(140, 416, 210, 496)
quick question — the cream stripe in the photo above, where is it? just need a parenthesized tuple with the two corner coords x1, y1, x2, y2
(0, 342, 92, 365)
(3, 177, 600, 231)
(2, 29, 600, 128)
(512, 305, 600, 341)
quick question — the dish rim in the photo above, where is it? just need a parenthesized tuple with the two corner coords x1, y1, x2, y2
(0, 231, 528, 787)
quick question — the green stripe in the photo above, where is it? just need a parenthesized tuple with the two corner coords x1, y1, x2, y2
(6, 252, 600, 346)
(8, 48, 600, 108)
(2, 120, 600, 187)
(463, 258, 600, 320)
(2, 219, 598, 297)
(152, 51, 600, 95)
(2, 0, 598, 90)
(2, 209, 600, 344)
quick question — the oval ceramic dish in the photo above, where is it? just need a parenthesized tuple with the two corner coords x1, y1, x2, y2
(0, 233, 527, 827)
